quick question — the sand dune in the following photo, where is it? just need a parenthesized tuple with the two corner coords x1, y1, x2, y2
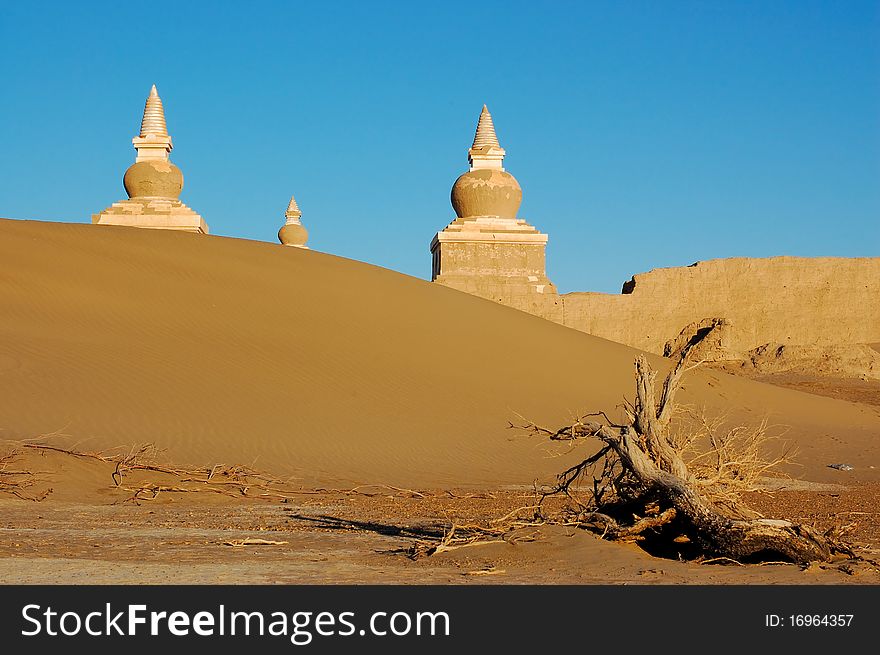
(1, 217, 878, 487)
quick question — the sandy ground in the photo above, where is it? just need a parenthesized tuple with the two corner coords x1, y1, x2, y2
(729, 372, 880, 408)
(0, 217, 878, 584)
(1, 480, 877, 585)
(0, 440, 877, 585)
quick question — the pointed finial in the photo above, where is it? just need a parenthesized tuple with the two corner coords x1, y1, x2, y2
(139, 84, 169, 137)
(285, 194, 302, 220)
(472, 105, 500, 149)
(467, 104, 505, 171)
(132, 85, 173, 162)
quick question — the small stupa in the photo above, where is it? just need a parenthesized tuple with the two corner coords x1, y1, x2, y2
(278, 194, 309, 248)
(430, 105, 556, 312)
(92, 85, 208, 233)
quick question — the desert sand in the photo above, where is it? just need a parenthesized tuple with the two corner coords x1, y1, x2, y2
(1, 217, 878, 583)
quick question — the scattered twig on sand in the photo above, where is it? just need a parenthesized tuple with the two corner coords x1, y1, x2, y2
(24, 442, 324, 503)
(442, 490, 497, 500)
(345, 484, 426, 498)
(0, 447, 51, 502)
(489, 505, 542, 525)
(117, 484, 243, 504)
(699, 557, 745, 566)
(757, 561, 797, 567)
(406, 520, 543, 560)
(21, 440, 486, 511)
(224, 538, 289, 547)
(24, 442, 185, 485)
(462, 567, 506, 576)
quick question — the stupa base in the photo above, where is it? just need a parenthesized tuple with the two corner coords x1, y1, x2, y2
(92, 198, 208, 234)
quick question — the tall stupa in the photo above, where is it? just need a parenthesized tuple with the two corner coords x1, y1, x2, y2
(92, 85, 208, 233)
(430, 105, 557, 314)
(278, 194, 309, 248)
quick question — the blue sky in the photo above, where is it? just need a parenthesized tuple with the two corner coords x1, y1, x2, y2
(1, 1, 877, 293)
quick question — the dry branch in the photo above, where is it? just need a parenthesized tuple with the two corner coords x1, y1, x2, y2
(0, 447, 51, 501)
(19, 440, 461, 509)
(513, 334, 844, 564)
(406, 520, 537, 559)
(224, 538, 288, 547)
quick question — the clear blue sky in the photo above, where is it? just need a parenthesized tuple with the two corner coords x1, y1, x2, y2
(1, 1, 877, 292)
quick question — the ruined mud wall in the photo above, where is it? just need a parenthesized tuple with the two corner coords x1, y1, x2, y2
(558, 257, 880, 355)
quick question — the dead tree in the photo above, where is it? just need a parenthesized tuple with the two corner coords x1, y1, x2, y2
(521, 339, 835, 564)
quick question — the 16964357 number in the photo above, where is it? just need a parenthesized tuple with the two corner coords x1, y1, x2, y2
(790, 614, 853, 627)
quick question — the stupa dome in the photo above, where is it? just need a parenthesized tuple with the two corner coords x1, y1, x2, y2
(451, 169, 522, 219)
(278, 222, 309, 247)
(123, 160, 183, 199)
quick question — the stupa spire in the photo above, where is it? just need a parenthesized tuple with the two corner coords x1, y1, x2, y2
(132, 84, 173, 162)
(285, 194, 302, 221)
(472, 105, 500, 149)
(467, 104, 506, 171)
(139, 85, 169, 137)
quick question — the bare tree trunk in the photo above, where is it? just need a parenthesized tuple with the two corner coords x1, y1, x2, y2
(521, 337, 839, 564)
(576, 354, 833, 563)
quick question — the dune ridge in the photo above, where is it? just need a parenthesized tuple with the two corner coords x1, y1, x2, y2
(1, 217, 878, 487)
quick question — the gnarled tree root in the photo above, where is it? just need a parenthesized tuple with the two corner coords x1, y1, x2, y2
(580, 419, 832, 563)
(526, 333, 839, 564)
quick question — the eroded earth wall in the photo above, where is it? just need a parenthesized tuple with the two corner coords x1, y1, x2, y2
(558, 256, 880, 355)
